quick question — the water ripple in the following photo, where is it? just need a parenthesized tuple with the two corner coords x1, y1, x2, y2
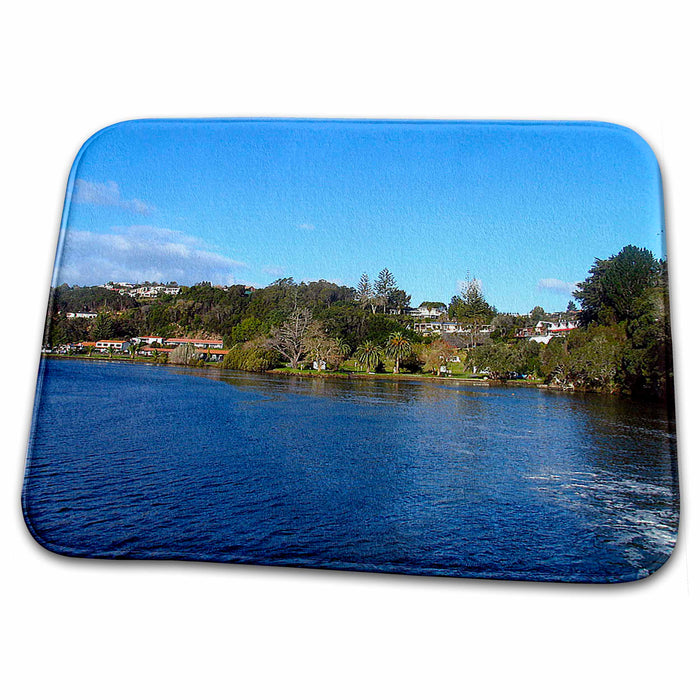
(24, 359, 679, 582)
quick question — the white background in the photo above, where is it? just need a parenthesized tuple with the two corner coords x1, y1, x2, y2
(2, 2, 697, 697)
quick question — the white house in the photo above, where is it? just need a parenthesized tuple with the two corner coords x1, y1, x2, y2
(409, 304, 447, 319)
(133, 336, 165, 345)
(414, 320, 495, 338)
(66, 311, 98, 319)
(414, 320, 466, 334)
(525, 319, 579, 344)
(165, 337, 224, 349)
(125, 284, 181, 298)
(96, 340, 132, 352)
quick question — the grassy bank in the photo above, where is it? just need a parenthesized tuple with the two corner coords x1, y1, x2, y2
(42, 353, 565, 392)
(267, 366, 535, 387)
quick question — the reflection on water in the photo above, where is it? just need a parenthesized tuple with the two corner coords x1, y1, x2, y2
(24, 359, 679, 582)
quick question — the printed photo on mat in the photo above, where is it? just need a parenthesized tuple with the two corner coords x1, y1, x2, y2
(24, 120, 678, 582)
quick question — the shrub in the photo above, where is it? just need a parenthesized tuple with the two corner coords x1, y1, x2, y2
(222, 339, 281, 372)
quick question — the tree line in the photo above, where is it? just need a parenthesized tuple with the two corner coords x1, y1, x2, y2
(44, 246, 672, 399)
(465, 246, 671, 399)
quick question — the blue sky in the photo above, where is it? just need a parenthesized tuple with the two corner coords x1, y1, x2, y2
(56, 119, 665, 313)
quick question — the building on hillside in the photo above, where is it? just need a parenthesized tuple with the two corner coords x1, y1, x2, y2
(96, 340, 132, 352)
(517, 319, 579, 344)
(415, 320, 494, 336)
(165, 337, 224, 349)
(132, 336, 166, 345)
(415, 320, 466, 334)
(66, 312, 98, 319)
(408, 304, 447, 319)
(128, 285, 181, 298)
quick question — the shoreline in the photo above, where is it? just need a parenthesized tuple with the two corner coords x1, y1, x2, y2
(267, 367, 499, 387)
(39, 353, 649, 398)
(40, 352, 524, 388)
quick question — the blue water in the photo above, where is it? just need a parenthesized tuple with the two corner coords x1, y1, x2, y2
(24, 359, 679, 582)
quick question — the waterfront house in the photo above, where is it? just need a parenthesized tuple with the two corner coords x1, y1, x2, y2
(165, 337, 224, 349)
(133, 335, 165, 345)
(196, 349, 229, 362)
(96, 339, 132, 352)
(150, 347, 174, 355)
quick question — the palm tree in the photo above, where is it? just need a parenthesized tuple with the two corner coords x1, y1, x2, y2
(335, 337, 351, 360)
(385, 331, 412, 374)
(130, 340, 144, 361)
(355, 341, 381, 373)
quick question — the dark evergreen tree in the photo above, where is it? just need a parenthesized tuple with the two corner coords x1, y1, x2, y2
(573, 245, 661, 326)
(374, 268, 397, 314)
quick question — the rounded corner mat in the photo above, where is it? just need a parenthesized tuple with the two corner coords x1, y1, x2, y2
(25, 119, 678, 583)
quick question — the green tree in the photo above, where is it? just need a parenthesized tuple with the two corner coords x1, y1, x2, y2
(470, 343, 516, 381)
(530, 305, 545, 323)
(387, 288, 412, 314)
(385, 331, 412, 373)
(449, 276, 494, 347)
(170, 343, 197, 366)
(621, 286, 671, 397)
(229, 317, 265, 345)
(355, 273, 373, 310)
(92, 312, 115, 340)
(47, 317, 69, 347)
(374, 268, 397, 314)
(567, 324, 626, 391)
(222, 339, 280, 372)
(573, 245, 661, 326)
(540, 337, 570, 385)
(355, 341, 382, 373)
(335, 337, 351, 359)
(419, 337, 455, 375)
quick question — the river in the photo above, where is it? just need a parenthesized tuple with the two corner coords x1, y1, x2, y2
(23, 358, 679, 582)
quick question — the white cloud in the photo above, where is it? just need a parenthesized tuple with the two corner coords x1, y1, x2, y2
(297, 222, 315, 230)
(537, 278, 580, 296)
(72, 179, 155, 216)
(57, 226, 247, 286)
